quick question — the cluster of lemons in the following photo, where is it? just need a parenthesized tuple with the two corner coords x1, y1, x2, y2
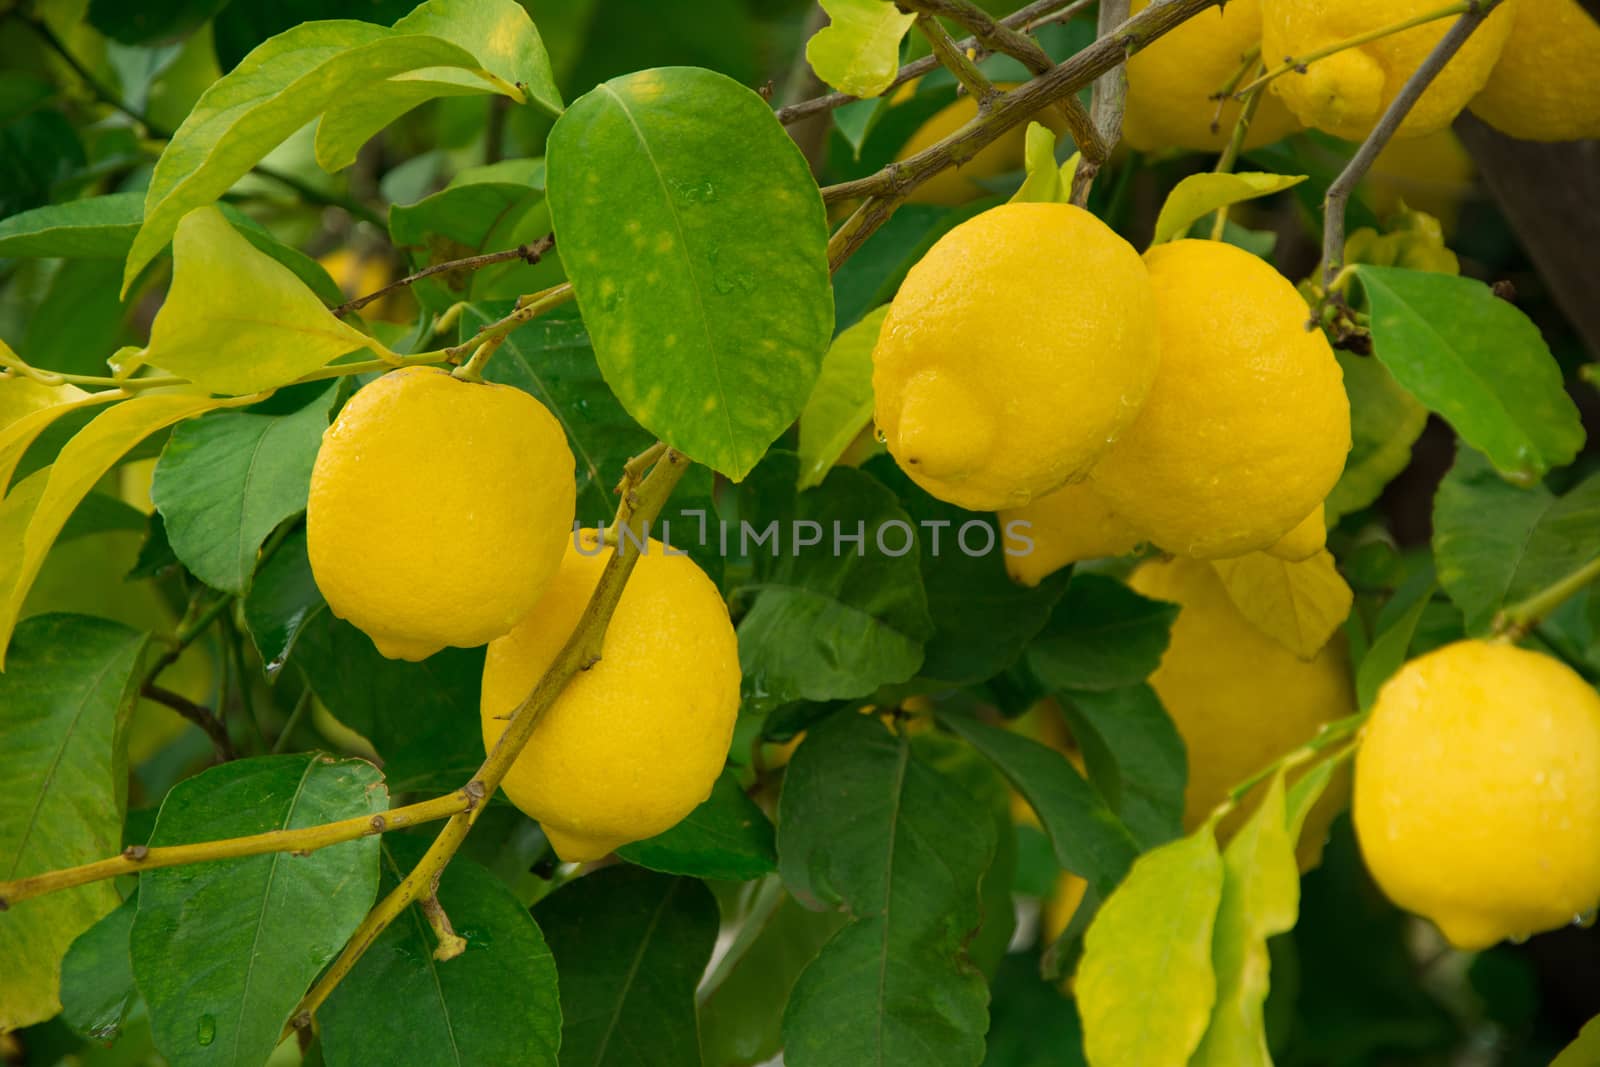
(304, 366, 740, 862)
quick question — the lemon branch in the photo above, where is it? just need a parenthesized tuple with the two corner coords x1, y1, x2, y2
(1493, 556, 1600, 641)
(448, 282, 576, 381)
(1070, 0, 1131, 206)
(915, 15, 1000, 109)
(1319, 0, 1507, 289)
(330, 235, 556, 318)
(0, 790, 475, 910)
(286, 445, 691, 1031)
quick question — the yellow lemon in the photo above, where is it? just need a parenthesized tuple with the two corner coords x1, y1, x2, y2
(1470, 0, 1600, 141)
(1000, 480, 1143, 587)
(1090, 240, 1350, 559)
(1354, 640, 1600, 949)
(873, 203, 1160, 511)
(482, 531, 740, 862)
(1265, 504, 1327, 562)
(1122, 0, 1302, 153)
(1261, 0, 1516, 140)
(307, 366, 575, 661)
(1362, 129, 1476, 232)
(1130, 557, 1354, 868)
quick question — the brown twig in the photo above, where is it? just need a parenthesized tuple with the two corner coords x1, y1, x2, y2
(916, 14, 1000, 108)
(1072, 0, 1131, 205)
(141, 683, 235, 762)
(332, 235, 556, 318)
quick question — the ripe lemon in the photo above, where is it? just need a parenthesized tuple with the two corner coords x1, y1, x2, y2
(1089, 240, 1350, 559)
(999, 480, 1143, 587)
(1362, 129, 1476, 233)
(1470, 0, 1600, 141)
(1354, 640, 1600, 949)
(1122, 0, 1302, 153)
(1261, 0, 1516, 140)
(307, 366, 575, 661)
(1130, 557, 1354, 868)
(481, 531, 740, 862)
(873, 203, 1160, 511)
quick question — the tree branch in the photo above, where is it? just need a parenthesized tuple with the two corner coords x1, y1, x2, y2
(1321, 1, 1506, 287)
(332, 236, 555, 318)
(1071, 0, 1131, 205)
(916, 14, 1000, 109)
(141, 683, 234, 763)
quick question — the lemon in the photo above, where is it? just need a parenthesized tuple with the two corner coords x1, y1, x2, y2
(891, 82, 1066, 205)
(1089, 240, 1349, 559)
(1265, 504, 1327, 562)
(1000, 480, 1143, 587)
(307, 366, 575, 661)
(1122, 0, 1302, 153)
(482, 531, 741, 862)
(873, 203, 1160, 511)
(1470, 0, 1600, 141)
(1261, 0, 1516, 140)
(1130, 557, 1354, 868)
(1354, 640, 1600, 949)
(1362, 129, 1476, 232)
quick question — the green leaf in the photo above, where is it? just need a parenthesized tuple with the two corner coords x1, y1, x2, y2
(320, 837, 561, 1067)
(1433, 445, 1600, 634)
(1077, 829, 1224, 1067)
(616, 769, 777, 881)
(0, 615, 146, 1031)
(0, 192, 143, 258)
(545, 66, 833, 479)
(123, 16, 515, 289)
(805, 0, 916, 97)
(390, 180, 554, 309)
(937, 712, 1138, 896)
(1, 392, 244, 667)
(243, 526, 322, 677)
(535, 866, 719, 1067)
(831, 202, 973, 332)
(777, 711, 995, 1067)
(1150, 173, 1307, 246)
(1061, 684, 1186, 849)
(130, 754, 385, 1067)
(1028, 574, 1178, 691)
(1352, 264, 1583, 482)
(88, 0, 228, 45)
(22, 258, 133, 378)
(212, 0, 417, 72)
(1191, 776, 1300, 1067)
(142, 207, 384, 394)
(294, 613, 486, 793)
(1355, 564, 1435, 711)
(59, 897, 137, 1043)
(797, 306, 885, 491)
(735, 459, 934, 709)
(700, 880, 848, 1067)
(1325, 351, 1428, 523)
(151, 387, 332, 594)
(984, 950, 1087, 1067)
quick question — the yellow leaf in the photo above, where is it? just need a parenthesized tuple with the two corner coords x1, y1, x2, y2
(0, 381, 121, 492)
(1150, 172, 1308, 246)
(1008, 122, 1080, 205)
(142, 207, 389, 395)
(1210, 549, 1353, 660)
(0, 392, 249, 666)
(805, 0, 917, 98)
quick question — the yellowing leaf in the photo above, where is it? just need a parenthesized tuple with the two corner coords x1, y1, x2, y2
(1210, 549, 1353, 659)
(1078, 829, 1224, 1067)
(0, 368, 91, 433)
(0, 383, 120, 492)
(1552, 1014, 1600, 1067)
(0, 391, 247, 666)
(142, 208, 388, 395)
(1009, 122, 1079, 205)
(797, 306, 887, 490)
(1150, 172, 1307, 246)
(805, 0, 916, 98)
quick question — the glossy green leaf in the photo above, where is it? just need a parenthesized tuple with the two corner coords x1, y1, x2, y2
(142, 208, 384, 394)
(545, 66, 833, 479)
(778, 711, 995, 1067)
(1353, 264, 1583, 482)
(241, 524, 321, 677)
(1150, 172, 1307, 246)
(1325, 351, 1428, 522)
(1211, 550, 1353, 660)
(797, 306, 885, 490)
(320, 837, 561, 1067)
(805, 0, 916, 97)
(735, 459, 934, 709)
(0, 192, 143, 258)
(984, 950, 1087, 1066)
(0, 615, 145, 1031)
(59, 897, 137, 1043)
(616, 769, 777, 881)
(1355, 564, 1435, 711)
(535, 866, 718, 1067)
(938, 712, 1138, 895)
(131, 754, 385, 1067)
(21, 258, 132, 379)
(0, 392, 242, 668)
(1061, 684, 1186, 849)
(1028, 574, 1178, 691)
(1433, 445, 1600, 634)
(151, 387, 332, 594)
(392, 0, 560, 112)
(391, 179, 556, 308)
(1077, 829, 1224, 1067)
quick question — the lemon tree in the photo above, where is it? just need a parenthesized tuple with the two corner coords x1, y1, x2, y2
(2, 0, 1600, 1065)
